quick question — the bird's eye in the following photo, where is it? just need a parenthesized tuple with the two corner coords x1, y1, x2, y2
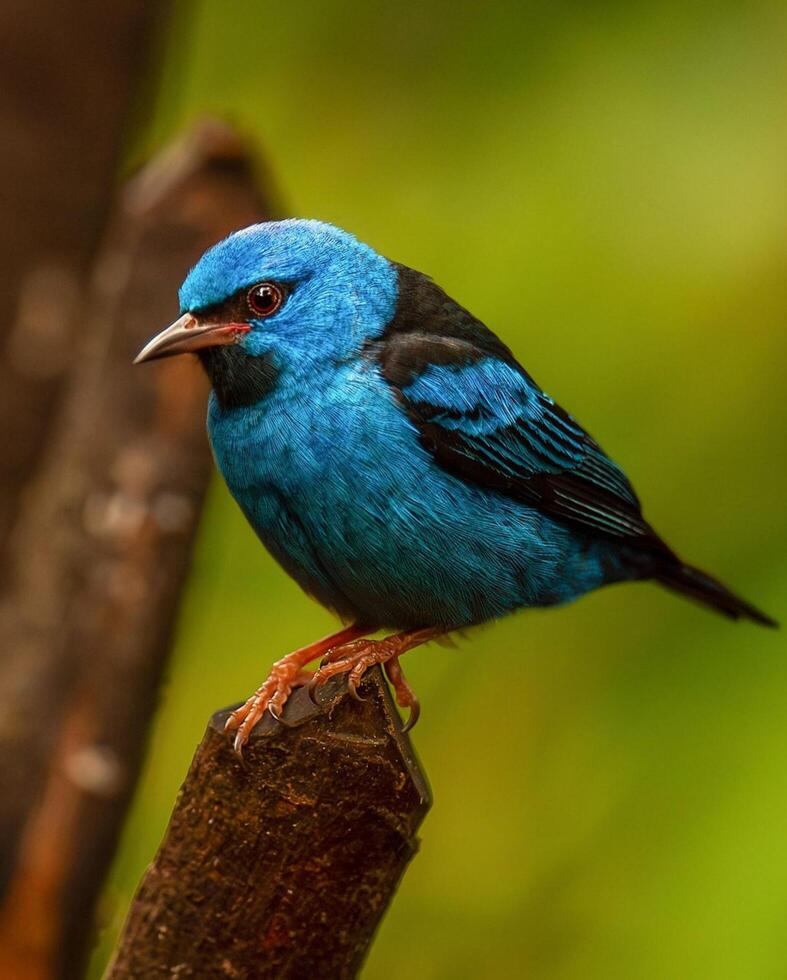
(247, 282, 284, 318)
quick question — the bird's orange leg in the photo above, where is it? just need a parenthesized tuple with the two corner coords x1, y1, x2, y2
(308, 626, 441, 730)
(225, 622, 373, 753)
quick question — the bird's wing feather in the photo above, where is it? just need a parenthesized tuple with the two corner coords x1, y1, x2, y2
(375, 268, 670, 553)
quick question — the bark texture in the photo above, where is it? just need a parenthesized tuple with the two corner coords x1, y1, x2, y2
(106, 669, 431, 980)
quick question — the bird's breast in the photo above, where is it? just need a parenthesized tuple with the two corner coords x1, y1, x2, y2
(207, 361, 407, 502)
(206, 361, 436, 620)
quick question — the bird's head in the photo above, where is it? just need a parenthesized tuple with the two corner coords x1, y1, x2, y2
(134, 219, 398, 407)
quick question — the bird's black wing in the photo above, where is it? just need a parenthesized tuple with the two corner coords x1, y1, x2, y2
(373, 264, 672, 555)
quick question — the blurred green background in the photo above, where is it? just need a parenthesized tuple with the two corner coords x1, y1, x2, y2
(91, 1, 787, 977)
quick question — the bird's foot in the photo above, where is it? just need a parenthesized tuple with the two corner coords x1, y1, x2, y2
(307, 637, 397, 703)
(224, 659, 313, 753)
(224, 623, 373, 754)
(307, 627, 440, 731)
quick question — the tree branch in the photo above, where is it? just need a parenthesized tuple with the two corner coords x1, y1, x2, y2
(106, 669, 431, 980)
(0, 0, 165, 572)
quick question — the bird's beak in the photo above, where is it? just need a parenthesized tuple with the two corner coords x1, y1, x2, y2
(133, 313, 250, 365)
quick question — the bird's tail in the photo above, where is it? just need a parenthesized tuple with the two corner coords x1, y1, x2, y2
(656, 560, 777, 627)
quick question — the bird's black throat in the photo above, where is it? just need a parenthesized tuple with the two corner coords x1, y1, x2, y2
(198, 346, 279, 410)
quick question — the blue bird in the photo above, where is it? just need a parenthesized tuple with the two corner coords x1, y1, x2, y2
(135, 219, 776, 751)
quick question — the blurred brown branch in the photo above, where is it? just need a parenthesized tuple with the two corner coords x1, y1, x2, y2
(0, 0, 164, 574)
(106, 669, 431, 980)
(0, 119, 274, 980)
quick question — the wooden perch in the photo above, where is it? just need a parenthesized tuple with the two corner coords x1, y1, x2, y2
(106, 668, 431, 980)
(0, 121, 274, 980)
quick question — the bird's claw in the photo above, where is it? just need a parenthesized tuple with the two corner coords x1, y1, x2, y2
(307, 642, 365, 702)
(401, 700, 420, 733)
(306, 672, 322, 706)
(347, 676, 366, 702)
(383, 655, 421, 734)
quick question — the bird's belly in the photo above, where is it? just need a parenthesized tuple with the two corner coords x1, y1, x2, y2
(209, 376, 613, 630)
